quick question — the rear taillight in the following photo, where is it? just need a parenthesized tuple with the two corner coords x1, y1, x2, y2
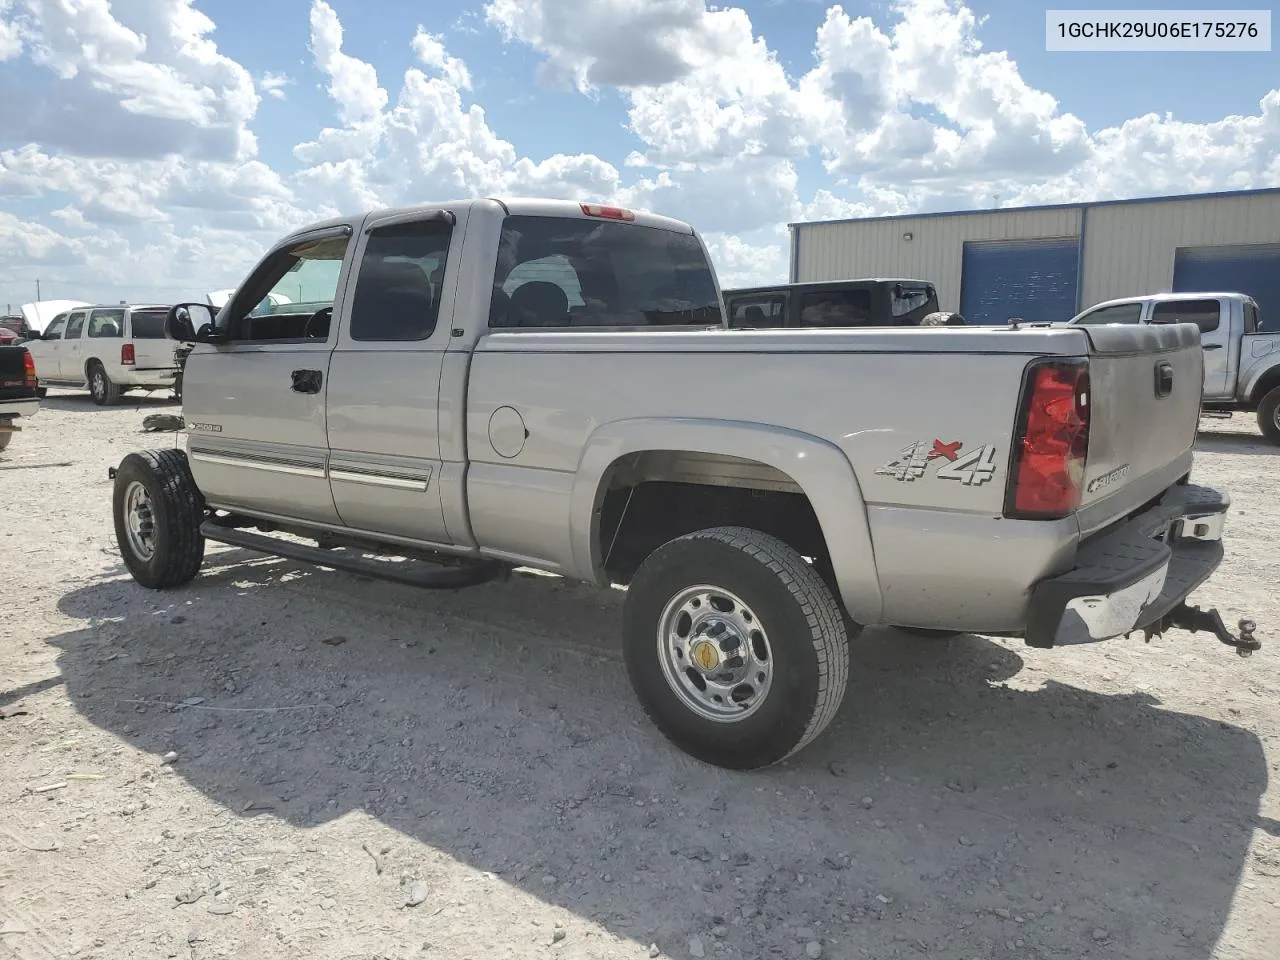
(23, 348, 36, 386)
(122, 343, 136, 365)
(1004, 358, 1090, 520)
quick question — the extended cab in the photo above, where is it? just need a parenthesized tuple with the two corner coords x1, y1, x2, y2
(724, 278, 956, 329)
(0, 345, 40, 453)
(26, 303, 182, 405)
(1068, 292, 1280, 444)
(109, 198, 1257, 771)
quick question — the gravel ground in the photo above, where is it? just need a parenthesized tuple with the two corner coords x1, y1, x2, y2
(2, 389, 1279, 960)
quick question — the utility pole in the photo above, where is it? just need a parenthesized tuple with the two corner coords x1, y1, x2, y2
(36, 279, 42, 301)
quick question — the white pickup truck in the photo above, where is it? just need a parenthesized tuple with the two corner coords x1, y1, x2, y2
(108, 198, 1259, 770)
(1068, 291, 1280, 444)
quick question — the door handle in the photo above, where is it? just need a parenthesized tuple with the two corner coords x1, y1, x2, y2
(291, 369, 323, 394)
(1203, 344, 1223, 350)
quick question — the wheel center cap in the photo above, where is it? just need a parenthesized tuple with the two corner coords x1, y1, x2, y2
(690, 639, 721, 672)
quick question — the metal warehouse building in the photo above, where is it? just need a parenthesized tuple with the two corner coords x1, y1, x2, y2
(788, 187, 1280, 326)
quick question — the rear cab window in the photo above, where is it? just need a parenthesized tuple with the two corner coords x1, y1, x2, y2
(128, 310, 170, 339)
(489, 216, 721, 329)
(1150, 298, 1221, 333)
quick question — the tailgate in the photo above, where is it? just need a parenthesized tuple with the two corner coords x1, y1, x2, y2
(129, 310, 179, 369)
(1075, 323, 1203, 536)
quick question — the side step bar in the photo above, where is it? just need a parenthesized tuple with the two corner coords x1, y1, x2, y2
(199, 521, 508, 590)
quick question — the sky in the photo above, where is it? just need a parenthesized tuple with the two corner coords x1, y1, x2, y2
(0, 0, 1277, 311)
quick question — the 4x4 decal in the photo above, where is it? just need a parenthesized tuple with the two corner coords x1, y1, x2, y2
(875, 439, 998, 486)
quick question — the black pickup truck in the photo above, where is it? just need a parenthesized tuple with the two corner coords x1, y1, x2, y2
(0, 345, 40, 453)
(723, 278, 963, 329)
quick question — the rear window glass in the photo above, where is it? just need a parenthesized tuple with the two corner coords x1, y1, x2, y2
(489, 216, 721, 329)
(1151, 299, 1220, 333)
(88, 309, 125, 338)
(729, 296, 786, 327)
(799, 288, 873, 326)
(129, 311, 169, 339)
(891, 286, 935, 318)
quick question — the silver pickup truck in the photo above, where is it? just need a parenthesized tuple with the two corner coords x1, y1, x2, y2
(108, 198, 1259, 770)
(1068, 292, 1280, 444)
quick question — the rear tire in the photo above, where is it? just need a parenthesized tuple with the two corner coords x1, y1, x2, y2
(919, 311, 966, 327)
(112, 449, 206, 589)
(1257, 386, 1280, 446)
(622, 526, 850, 770)
(89, 362, 122, 406)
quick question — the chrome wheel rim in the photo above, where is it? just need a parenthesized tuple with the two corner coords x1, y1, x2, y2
(1273, 406, 1280, 431)
(656, 585, 774, 723)
(123, 481, 156, 561)
(91, 371, 105, 399)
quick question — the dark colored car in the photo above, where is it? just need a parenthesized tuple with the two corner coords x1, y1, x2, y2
(723, 279, 959, 329)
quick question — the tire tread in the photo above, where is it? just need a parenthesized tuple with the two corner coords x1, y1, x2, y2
(115, 448, 205, 588)
(632, 525, 850, 766)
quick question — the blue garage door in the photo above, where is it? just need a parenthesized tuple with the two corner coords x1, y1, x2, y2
(1174, 243, 1280, 332)
(960, 238, 1080, 325)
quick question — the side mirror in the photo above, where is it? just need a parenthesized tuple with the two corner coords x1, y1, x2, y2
(165, 303, 219, 343)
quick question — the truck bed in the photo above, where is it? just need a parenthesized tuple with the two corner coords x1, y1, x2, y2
(462, 321, 1206, 632)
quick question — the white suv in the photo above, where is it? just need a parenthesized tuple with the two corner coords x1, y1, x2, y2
(25, 304, 181, 405)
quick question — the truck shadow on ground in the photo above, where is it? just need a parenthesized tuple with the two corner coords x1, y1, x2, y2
(37, 390, 178, 411)
(46, 551, 1271, 960)
(1194, 425, 1277, 457)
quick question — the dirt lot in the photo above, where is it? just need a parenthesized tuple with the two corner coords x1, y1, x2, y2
(2, 390, 1279, 960)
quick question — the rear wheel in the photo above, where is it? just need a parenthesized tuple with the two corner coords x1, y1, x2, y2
(1257, 386, 1280, 446)
(622, 526, 850, 770)
(88, 362, 122, 406)
(112, 449, 206, 588)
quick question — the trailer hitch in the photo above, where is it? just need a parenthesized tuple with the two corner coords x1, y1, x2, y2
(1136, 602, 1261, 657)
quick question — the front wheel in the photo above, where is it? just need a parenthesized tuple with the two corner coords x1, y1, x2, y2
(622, 526, 851, 770)
(1257, 386, 1280, 446)
(112, 449, 207, 588)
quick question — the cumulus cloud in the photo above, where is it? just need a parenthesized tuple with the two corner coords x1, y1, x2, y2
(2, 0, 259, 162)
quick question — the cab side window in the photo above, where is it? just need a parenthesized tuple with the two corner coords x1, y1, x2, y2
(1151, 299, 1220, 333)
(65, 312, 88, 340)
(43, 316, 68, 340)
(1244, 301, 1260, 334)
(227, 234, 352, 342)
(88, 308, 125, 338)
(349, 219, 453, 342)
